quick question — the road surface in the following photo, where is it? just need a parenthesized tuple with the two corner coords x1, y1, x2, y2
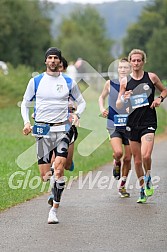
(0, 136, 167, 252)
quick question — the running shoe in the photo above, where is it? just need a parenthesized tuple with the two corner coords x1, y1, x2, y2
(119, 187, 130, 198)
(69, 161, 74, 171)
(137, 189, 147, 203)
(48, 208, 59, 224)
(113, 160, 121, 180)
(144, 176, 154, 197)
(47, 194, 54, 206)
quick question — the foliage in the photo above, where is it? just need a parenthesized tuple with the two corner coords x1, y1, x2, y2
(0, 0, 52, 68)
(0, 63, 34, 107)
(146, 28, 167, 78)
(122, 0, 167, 78)
(54, 6, 113, 71)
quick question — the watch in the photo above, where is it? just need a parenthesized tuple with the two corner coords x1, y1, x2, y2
(158, 95, 164, 102)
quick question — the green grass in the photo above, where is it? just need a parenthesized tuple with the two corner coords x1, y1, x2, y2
(156, 106, 167, 134)
(0, 64, 33, 108)
(0, 104, 112, 211)
(0, 106, 39, 210)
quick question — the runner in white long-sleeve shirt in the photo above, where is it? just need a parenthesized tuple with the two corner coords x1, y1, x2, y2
(21, 47, 86, 224)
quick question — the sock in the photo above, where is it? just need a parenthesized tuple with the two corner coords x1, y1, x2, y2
(115, 160, 121, 166)
(53, 180, 65, 204)
(140, 187, 145, 193)
(144, 175, 151, 182)
(69, 161, 74, 171)
(144, 175, 152, 189)
(120, 177, 126, 188)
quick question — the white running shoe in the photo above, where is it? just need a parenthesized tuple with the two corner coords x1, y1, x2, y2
(48, 208, 59, 224)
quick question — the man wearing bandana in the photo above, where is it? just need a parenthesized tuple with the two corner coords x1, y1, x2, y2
(21, 47, 86, 224)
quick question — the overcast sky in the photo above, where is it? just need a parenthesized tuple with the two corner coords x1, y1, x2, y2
(47, 0, 147, 4)
(48, 0, 118, 3)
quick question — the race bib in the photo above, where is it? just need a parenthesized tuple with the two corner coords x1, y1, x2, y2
(114, 114, 128, 126)
(130, 93, 149, 109)
(32, 123, 50, 137)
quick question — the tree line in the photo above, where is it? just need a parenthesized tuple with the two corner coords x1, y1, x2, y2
(0, 0, 113, 72)
(0, 0, 166, 78)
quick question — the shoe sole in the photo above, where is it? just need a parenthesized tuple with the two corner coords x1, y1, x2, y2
(119, 194, 130, 198)
(48, 220, 59, 224)
(114, 176, 120, 180)
(48, 198, 53, 206)
(137, 199, 147, 203)
(137, 201, 147, 204)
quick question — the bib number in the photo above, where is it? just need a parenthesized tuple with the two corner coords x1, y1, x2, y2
(32, 123, 50, 137)
(114, 114, 128, 126)
(130, 93, 149, 109)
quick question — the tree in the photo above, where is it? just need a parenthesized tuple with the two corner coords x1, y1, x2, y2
(54, 6, 113, 71)
(0, 0, 53, 68)
(122, 0, 167, 78)
(123, 11, 161, 54)
(146, 28, 167, 78)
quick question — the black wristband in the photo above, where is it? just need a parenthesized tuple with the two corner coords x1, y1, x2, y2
(74, 113, 80, 119)
(158, 96, 164, 102)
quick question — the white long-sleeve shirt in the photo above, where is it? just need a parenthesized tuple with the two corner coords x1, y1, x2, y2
(21, 72, 86, 130)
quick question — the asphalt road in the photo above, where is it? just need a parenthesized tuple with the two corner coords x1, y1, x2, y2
(0, 135, 167, 252)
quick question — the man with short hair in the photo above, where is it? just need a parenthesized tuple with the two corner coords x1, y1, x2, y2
(116, 49, 167, 203)
(99, 58, 132, 197)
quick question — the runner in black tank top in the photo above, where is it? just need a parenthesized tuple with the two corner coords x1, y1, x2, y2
(116, 49, 167, 204)
(126, 72, 157, 130)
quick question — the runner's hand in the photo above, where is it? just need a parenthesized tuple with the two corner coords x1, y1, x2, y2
(123, 90, 133, 101)
(72, 114, 80, 127)
(150, 97, 161, 108)
(23, 122, 32, 135)
(101, 109, 108, 118)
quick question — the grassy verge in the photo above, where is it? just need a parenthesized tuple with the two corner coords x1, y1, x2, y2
(0, 103, 112, 211)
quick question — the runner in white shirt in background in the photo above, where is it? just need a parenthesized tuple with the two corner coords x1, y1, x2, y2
(66, 61, 78, 81)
